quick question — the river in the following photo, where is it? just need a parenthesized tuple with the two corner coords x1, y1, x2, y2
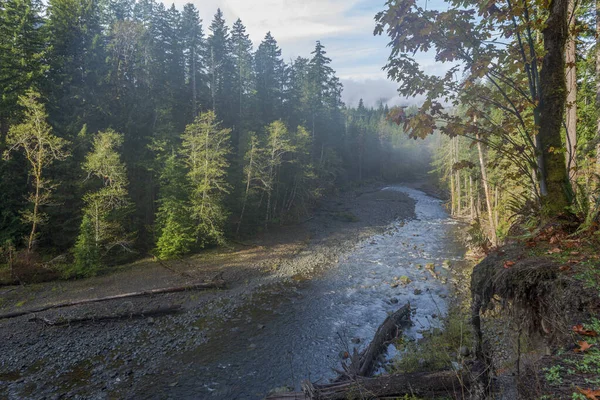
(143, 185, 467, 399)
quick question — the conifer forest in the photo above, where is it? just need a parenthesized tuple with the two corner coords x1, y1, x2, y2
(2, 0, 600, 399)
(0, 0, 428, 276)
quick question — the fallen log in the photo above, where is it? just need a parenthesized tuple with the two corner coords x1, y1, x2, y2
(28, 305, 182, 326)
(0, 280, 225, 321)
(267, 370, 470, 400)
(358, 303, 411, 377)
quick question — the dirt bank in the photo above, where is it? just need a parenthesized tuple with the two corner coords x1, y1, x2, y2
(0, 183, 415, 399)
(470, 230, 600, 399)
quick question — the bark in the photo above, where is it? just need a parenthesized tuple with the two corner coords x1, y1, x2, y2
(596, 0, 600, 174)
(266, 371, 471, 400)
(476, 132, 498, 245)
(450, 140, 456, 216)
(28, 305, 182, 326)
(470, 175, 475, 219)
(356, 303, 410, 377)
(565, 0, 577, 183)
(0, 281, 226, 320)
(538, 0, 571, 214)
(456, 138, 462, 215)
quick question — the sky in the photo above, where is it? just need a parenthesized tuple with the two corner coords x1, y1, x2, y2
(161, 0, 411, 107)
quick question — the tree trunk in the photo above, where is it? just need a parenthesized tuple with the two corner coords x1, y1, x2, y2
(565, 0, 577, 184)
(455, 138, 462, 216)
(450, 139, 456, 216)
(0, 281, 226, 321)
(538, 0, 571, 214)
(476, 132, 498, 245)
(266, 371, 471, 400)
(470, 175, 474, 219)
(596, 0, 600, 175)
(237, 144, 254, 236)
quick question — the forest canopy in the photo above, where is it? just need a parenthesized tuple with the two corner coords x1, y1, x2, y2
(0, 0, 430, 277)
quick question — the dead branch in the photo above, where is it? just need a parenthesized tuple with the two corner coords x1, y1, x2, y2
(28, 305, 182, 326)
(0, 280, 225, 320)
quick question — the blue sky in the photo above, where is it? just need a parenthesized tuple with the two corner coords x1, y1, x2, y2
(162, 0, 411, 107)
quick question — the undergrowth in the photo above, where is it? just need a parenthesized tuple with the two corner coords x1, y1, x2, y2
(389, 305, 472, 374)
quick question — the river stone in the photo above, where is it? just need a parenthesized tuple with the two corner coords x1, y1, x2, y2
(399, 276, 411, 285)
(389, 297, 399, 304)
(413, 289, 422, 295)
(351, 338, 361, 344)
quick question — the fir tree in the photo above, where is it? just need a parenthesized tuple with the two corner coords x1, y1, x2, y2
(154, 153, 195, 259)
(181, 111, 231, 246)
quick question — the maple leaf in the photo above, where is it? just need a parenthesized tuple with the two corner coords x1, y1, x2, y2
(574, 341, 593, 353)
(547, 248, 562, 254)
(573, 325, 599, 337)
(577, 387, 600, 400)
(559, 266, 572, 272)
(504, 260, 515, 269)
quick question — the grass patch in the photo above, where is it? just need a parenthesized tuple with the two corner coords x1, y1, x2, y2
(389, 305, 472, 373)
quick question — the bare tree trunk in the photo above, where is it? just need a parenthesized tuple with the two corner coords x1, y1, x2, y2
(236, 142, 255, 236)
(450, 140, 456, 216)
(476, 130, 498, 245)
(566, 0, 577, 184)
(455, 138, 462, 216)
(470, 175, 474, 219)
(495, 185, 500, 231)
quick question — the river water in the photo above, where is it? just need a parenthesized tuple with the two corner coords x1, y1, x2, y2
(146, 186, 467, 399)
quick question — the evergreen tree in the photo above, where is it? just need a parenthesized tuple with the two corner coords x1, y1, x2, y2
(0, 0, 46, 139)
(70, 214, 100, 277)
(181, 111, 231, 246)
(46, 0, 106, 136)
(230, 18, 255, 144)
(206, 9, 235, 126)
(79, 129, 132, 256)
(4, 90, 70, 251)
(181, 3, 206, 118)
(255, 32, 284, 127)
(154, 153, 194, 259)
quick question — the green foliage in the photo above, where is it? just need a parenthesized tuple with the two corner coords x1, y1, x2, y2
(181, 111, 231, 247)
(543, 364, 564, 385)
(77, 129, 132, 256)
(4, 90, 70, 250)
(0, 1, 441, 268)
(68, 215, 100, 278)
(154, 154, 195, 259)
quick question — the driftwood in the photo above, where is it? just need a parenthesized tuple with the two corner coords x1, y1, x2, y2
(358, 303, 411, 377)
(28, 305, 182, 326)
(266, 371, 470, 400)
(0, 280, 225, 320)
(337, 303, 411, 380)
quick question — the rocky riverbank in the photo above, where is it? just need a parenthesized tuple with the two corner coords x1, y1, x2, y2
(0, 183, 416, 399)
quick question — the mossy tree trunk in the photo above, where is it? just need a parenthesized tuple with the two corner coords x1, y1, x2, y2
(565, 0, 577, 184)
(538, 0, 572, 215)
